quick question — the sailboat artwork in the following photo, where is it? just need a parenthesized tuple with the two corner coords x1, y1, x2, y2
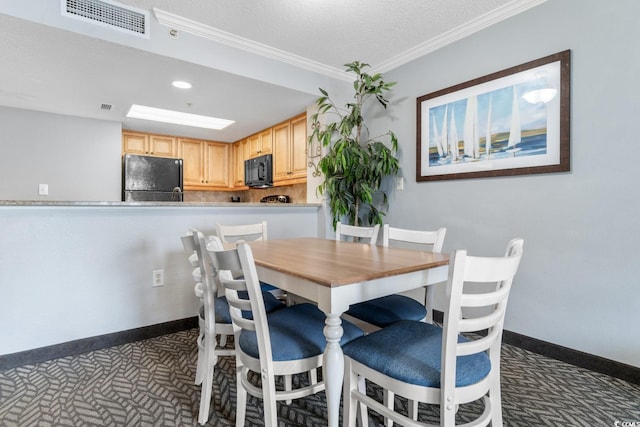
(418, 50, 569, 181)
(426, 81, 551, 168)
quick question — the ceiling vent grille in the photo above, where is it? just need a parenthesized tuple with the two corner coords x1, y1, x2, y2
(62, 0, 149, 38)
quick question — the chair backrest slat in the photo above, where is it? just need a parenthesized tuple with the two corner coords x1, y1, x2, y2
(383, 224, 446, 253)
(336, 222, 380, 245)
(216, 221, 267, 244)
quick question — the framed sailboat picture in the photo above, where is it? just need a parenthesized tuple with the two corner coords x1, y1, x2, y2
(416, 50, 570, 182)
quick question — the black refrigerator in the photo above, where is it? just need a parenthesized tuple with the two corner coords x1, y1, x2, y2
(122, 154, 183, 201)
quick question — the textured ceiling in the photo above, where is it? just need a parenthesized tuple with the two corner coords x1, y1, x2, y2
(117, 0, 515, 69)
(0, 0, 545, 141)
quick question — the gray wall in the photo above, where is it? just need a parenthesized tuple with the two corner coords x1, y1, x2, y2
(376, 0, 639, 367)
(0, 106, 121, 201)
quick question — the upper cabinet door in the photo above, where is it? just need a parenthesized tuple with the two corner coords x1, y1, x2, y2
(149, 135, 176, 157)
(273, 121, 291, 181)
(233, 140, 247, 187)
(123, 131, 175, 157)
(179, 138, 205, 186)
(204, 142, 230, 187)
(122, 132, 149, 155)
(273, 113, 307, 184)
(259, 128, 273, 155)
(289, 114, 308, 178)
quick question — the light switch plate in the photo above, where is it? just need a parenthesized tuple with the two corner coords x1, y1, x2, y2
(395, 177, 404, 191)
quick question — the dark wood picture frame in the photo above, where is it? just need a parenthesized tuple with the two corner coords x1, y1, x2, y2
(416, 50, 570, 182)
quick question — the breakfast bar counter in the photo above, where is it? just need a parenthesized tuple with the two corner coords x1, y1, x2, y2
(0, 200, 321, 358)
(0, 200, 320, 208)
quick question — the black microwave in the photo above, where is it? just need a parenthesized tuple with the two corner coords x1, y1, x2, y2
(245, 154, 273, 188)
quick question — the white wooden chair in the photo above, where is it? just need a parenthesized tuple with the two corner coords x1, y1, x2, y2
(207, 237, 365, 427)
(342, 224, 446, 329)
(181, 229, 284, 425)
(342, 238, 524, 427)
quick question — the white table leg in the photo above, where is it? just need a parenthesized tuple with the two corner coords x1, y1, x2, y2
(323, 312, 344, 427)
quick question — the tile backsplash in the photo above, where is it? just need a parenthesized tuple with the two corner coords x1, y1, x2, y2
(184, 183, 307, 203)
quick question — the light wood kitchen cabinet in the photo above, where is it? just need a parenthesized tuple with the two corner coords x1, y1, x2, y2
(233, 139, 249, 188)
(122, 131, 175, 157)
(248, 128, 273, 158)
(204, 141, 230, 187)
(179, 138, 230, 189)
(273, 113, 307, 184)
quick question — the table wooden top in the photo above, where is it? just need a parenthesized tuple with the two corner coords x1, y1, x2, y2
(248, 237, 449, 288)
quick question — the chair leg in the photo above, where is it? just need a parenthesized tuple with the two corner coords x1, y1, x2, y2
(235, 364, 247, 427)
(490, 378, 503, 427)
(197, 342, 216, 425)
(219, 333, 228, 348)
(262, 368, 279, 427)
(408, 399, 418, 421)
(383, 389, 394, 427)
(195, 333, 205, 385)
(285, 374, 292, 405)
(195, 315, 205, 384)
(343, 358, 359, 427)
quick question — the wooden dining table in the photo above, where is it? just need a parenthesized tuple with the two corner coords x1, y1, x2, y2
(247, 237, 450, 427)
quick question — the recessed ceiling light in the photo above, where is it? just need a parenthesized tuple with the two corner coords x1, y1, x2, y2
(126, 104, 234, 130)
(172, 80, 192, 89)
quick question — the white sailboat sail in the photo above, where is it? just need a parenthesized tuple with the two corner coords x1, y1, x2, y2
(441, 104, 449, 157)
(432, 114, 443, 157)
(485, 95, 492, 159)
(464, 95, 479, 158)
(508, 86, 521, 149)
(450, 106, 459, 161)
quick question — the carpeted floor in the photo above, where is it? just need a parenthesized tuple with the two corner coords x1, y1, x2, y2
(1, 329, 639, 426)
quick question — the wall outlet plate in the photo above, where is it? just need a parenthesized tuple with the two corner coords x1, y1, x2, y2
(153, 269, 164, 287)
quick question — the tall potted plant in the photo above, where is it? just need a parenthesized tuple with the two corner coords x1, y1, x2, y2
(309, 61, 400, 227)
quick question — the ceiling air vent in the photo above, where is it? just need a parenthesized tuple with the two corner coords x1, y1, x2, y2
(62, 0, 149, 38)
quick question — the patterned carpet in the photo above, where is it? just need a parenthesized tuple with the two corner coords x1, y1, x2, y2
(1, 329, 639, 426)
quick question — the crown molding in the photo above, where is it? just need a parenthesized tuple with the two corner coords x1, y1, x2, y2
(154, 0, 546, 80)
(153, 8, 351, 82)
(372, 0, 548, 73)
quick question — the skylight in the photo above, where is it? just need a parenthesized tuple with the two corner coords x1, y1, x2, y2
(126, 105, 234, 130)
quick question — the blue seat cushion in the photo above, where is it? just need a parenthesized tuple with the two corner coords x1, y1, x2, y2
(235, 274, 279, 293)
(259, 281, 279, 292)
(346, 295, 427, 327)
(342, 320, 490, 388)
(239, 303, 365, 361)
(199, 290, 284, 323)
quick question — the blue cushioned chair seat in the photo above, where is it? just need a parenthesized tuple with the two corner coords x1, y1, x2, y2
(342, 320, 490, 388)
(346, 295, 427, 327)
(199, 290, 284, 323)
(236, 274, 279, 293)
(239, 303, 365, 361)
(259, 281, 279, 292)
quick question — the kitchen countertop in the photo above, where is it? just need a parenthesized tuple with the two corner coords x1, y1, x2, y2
(0, 200, 321, 208)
